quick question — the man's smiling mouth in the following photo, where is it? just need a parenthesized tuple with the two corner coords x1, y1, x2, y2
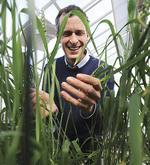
(67, 45, 81, 51)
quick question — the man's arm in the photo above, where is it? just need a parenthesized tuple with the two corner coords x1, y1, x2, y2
(30, 73, 101, 118)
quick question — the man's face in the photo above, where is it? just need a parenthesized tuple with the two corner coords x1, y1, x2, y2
(60, 15, 89, 65)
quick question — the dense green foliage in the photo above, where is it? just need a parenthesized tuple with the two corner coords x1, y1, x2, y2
(0, 0, 150, 164)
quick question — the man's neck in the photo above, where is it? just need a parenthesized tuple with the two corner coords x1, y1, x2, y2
(64, 53, 90, 69)
(67, 58, 76, 66)
(67, 56, 84, 66)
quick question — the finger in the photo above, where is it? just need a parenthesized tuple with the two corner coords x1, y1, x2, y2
(33, 98, 57, 113)
(31, 93, 45, 107)
(40, 107, 49, 117)
(40, 107, 49, 118)
(31, 91, 49, 103)
(39, 91, 49, 102)
(61, 91, 89, 110)
(61, 82, 96, 105)
(30, 91, 36, 99)
(31, 91, 40, 107)
(33, 105, 49, 118)
(30, 87, 36, 91)
(76, 74, 102, 91)
(66, 77, 100, 101)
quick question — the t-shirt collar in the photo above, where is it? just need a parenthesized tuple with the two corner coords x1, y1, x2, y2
(64, 53, 90, 69)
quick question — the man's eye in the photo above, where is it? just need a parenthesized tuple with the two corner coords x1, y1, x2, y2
(63, 31, 72, 37)
(75, 30, 85, 36)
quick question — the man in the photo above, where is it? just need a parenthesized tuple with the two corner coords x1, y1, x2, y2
(31, 5, 114, 152)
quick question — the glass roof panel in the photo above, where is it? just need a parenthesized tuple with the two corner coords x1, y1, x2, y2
(86, 0, 112, 23)
(88, 30, 112, 50)
(34, 0, 51, 9)
(44, 4, 59, 24)
(4, 9, 12, 38)
(16, 0, 28, 11)
(90, 12, 115, 39)
(56, 0, 92, 9)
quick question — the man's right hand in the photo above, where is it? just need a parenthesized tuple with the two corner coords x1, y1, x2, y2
(30, 88, 58, 118)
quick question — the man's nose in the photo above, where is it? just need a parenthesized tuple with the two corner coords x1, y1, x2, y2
(69, 33, 78, 44)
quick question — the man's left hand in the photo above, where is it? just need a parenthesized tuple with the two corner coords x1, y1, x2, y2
(61, 73, 101, 112)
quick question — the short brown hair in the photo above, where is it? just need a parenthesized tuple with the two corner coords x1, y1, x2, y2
(55, 5, 89, 34)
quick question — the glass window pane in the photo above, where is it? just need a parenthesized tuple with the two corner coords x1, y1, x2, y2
(86, 0, 112, 23)
(56, 0, 92, 9)
(34, 0, 50, 9)
(44, 4, 59, 24)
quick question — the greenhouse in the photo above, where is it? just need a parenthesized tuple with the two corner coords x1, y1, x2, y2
(0, 0, 150, 164)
